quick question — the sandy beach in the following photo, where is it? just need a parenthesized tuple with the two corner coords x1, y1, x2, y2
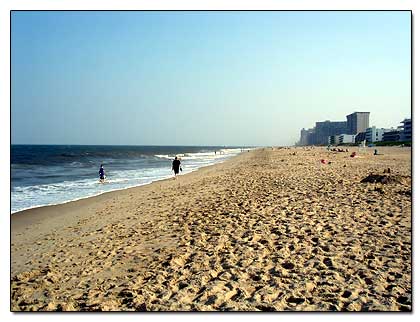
(11, 147, 411, 311)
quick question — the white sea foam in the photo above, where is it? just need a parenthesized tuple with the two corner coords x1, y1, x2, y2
(11, 148, 243, 214)
(155, 149, 242, 161)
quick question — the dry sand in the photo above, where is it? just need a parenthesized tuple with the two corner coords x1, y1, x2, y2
(11, 147, 411, 311)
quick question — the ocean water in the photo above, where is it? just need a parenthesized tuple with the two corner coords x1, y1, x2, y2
(11, 145, 248, 214)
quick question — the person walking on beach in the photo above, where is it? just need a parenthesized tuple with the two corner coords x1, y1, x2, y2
(99, 164, 105, 183)
(172, 157, 181, 179)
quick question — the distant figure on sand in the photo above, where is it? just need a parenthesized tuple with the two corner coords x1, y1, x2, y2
(172, 157, 181, 179)
(99, 164, 105, 183)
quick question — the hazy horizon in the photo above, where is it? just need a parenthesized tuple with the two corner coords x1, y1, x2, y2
(10, 143, 260, 147)
(12, 11, 411, 146)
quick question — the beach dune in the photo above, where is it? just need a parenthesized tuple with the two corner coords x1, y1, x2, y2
(11, 147, 411, 311)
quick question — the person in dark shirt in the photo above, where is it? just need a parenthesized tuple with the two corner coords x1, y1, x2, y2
(172, 157, 181, 179)
(99, 164, 105, 183)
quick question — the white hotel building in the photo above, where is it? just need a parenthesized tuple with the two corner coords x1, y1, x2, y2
(365, 126, 388, 143)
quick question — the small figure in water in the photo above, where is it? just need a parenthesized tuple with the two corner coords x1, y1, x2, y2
(172, 156, 181, 179)
(99, 164, 105, 183)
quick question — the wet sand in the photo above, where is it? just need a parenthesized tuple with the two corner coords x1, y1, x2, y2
(11, 147, 411, 311)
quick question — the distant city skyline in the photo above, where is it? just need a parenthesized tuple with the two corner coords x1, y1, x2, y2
(299, 111, 370, 145)
(11, 11, 411, 146)
(301, 111, 410, 133)
(299, 110, 411, 146)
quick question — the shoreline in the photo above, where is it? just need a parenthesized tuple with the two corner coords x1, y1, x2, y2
(11, 174, 176, 216)
(11, 150, 247, 216)
(11, 147, 411, 311)
(11, 150, 252, 234)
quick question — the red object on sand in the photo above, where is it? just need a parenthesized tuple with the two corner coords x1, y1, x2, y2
(321, 159, 328, 164)
(350, 152, 356, 158)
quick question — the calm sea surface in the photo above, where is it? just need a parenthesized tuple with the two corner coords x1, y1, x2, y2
(11, 145, 248, 213)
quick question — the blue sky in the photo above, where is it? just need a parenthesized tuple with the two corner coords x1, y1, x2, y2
(11, 11, 411, 146)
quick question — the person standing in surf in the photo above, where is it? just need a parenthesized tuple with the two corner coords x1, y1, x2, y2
(172, 157, 181, 179)
(99, 164, 105, 183)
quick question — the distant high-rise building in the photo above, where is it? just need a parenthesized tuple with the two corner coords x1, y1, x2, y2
(313, 120, 348, 145)
(299, 128, 309, 146)
(399, 118, 412, 141)
(299, 128, 315, 146)
(307, 129, 316, 145)
(346, 112, 370, 135)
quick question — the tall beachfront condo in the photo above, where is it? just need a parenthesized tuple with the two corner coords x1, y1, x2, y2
(346, 112, 370, 135)
(399, 118, 412, 141)
(313, 120, 348, 145)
